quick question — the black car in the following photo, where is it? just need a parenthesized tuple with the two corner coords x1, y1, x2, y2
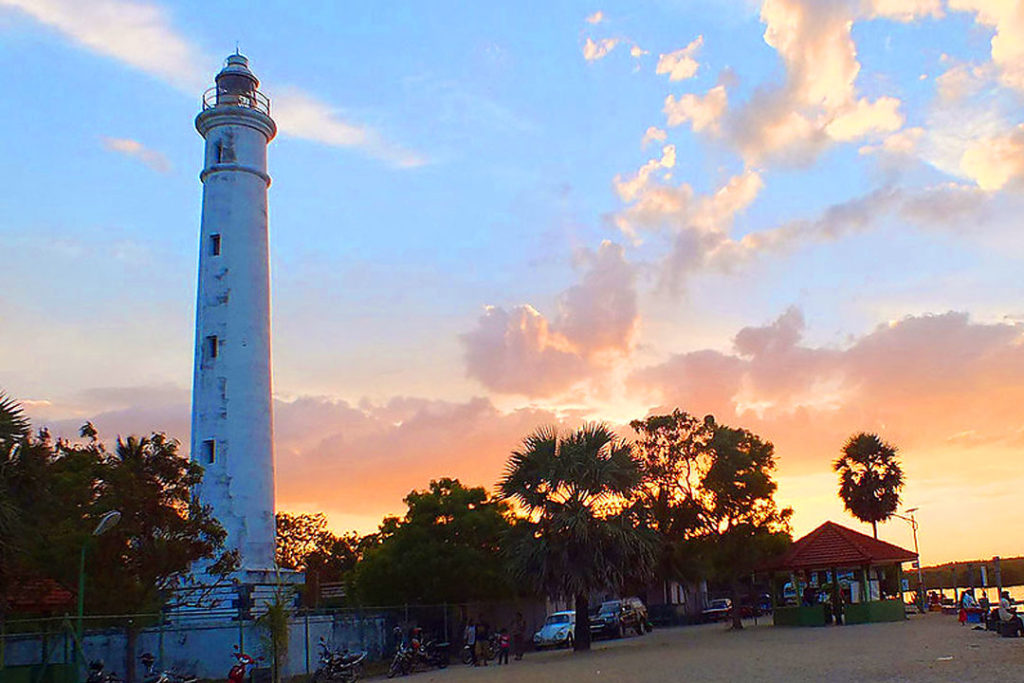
(589, 598, 649, 638)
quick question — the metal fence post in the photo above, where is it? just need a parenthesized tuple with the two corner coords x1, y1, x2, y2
(304, 612, 310, 676)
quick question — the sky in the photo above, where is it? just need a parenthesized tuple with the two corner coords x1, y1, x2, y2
(2, 0, 1024, 566)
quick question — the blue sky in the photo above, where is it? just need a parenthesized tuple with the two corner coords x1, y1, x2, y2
(3, 0, 1024, 561)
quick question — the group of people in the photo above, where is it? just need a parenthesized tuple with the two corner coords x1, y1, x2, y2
(463, 612, 527, 666)
(954, 588, 1023, 635)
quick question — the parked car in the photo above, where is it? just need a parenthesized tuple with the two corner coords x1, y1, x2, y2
(590, 597, 649, 638)
(702, 598, 733, 622)
(533, 611, 575, 649)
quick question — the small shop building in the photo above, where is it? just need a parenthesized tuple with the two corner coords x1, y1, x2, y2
(762, 521, 917, 626)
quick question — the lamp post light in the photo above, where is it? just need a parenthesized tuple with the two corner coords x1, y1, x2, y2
(893, 507, 924, 613)
(76, 510, 121, 671)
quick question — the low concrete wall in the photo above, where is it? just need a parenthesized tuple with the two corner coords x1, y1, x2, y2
(1, 613, 387, 681)
(844, 599, 906, 624)
(773, 605, 826, 627)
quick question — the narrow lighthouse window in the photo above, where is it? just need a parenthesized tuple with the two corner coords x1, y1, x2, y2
(202, 439, 216, 464)
(206, 335, 219, 359)
(210, 233, 221, 255)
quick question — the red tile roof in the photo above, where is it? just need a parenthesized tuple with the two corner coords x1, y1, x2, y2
(5, 578, 75, 614)
(764, 521, 917, 571)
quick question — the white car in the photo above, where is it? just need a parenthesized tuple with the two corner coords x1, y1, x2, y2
(533, 611, 575, 649)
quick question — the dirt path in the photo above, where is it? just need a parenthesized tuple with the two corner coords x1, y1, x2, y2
(379, 613, 1024, 682)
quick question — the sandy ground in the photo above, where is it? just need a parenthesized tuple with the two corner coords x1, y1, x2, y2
(379, 613, 1024, 682)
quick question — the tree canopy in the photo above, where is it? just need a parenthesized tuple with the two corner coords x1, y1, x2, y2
(834, 432, 904, 539)
(353, 478, 515, 605)
(0, 405, 235, 617)
(499, 423, 655, 651)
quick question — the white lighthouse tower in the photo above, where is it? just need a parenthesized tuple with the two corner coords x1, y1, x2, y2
(190, 54, 278, 577)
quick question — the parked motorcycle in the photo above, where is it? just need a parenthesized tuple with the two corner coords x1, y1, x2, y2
(85, 660, 122, 683)
(415, 637, 449, 670)
(139, 652, 198, 683)
(226, 646, 260, 683)
(311, 637, 366, 682)
(385, 642, 413, 678)
(460, 633, 496, 665)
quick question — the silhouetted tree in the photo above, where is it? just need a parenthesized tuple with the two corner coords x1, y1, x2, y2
(692, 422, 791, 629)
(629, 410, 714, 592)
(354, 478, 515, 604)
(499, 424, 655, 652)
(834, 433, 904, 539)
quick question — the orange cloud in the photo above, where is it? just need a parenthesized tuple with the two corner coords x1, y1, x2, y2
(655, 36, 703, 82)
(631, 309, 1024, 478)
(664, 85, 728, 132)
(949, 0, 1024, 91)
(960, 124, 1024, 191)
(583, 37, 620, 61)
(461, 241, 638, 396)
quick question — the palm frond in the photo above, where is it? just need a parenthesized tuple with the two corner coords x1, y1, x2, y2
(0, 391, 30, 449)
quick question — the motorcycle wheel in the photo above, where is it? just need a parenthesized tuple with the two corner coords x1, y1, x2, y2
(461, 647, 473, 666)
(386, 658, 401, 679)
(436, 652, 449, 669)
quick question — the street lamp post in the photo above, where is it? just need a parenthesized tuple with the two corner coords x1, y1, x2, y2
(893, 507, 924, 613)
(76, 511, 121, 673)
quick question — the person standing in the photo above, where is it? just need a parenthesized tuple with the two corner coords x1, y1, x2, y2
(512, 612, 526, 661)
(497, 628, 510, 665)
(475, 620, 490, 666)
(464, 620, 477, 666)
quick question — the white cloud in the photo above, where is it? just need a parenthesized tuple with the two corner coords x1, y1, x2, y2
(0, 0, 424, 167)
(960, 124, 1024, 191)
(824, 96, 904, 141)
(583, 36, 620, 61)
(858, 126, 925, 156)
(585, 10, 604, 24)
(655, 35, 703, 81)
(664, 84, 728, 132)
(0, 0, 206, 92)
(641, 126, 667, 147)
(868, 0, 944, 21)
(613, 144, 676, 202)
(630, 45, 649, 58)
(948, 0, 1024, 91)
(273, 89, 426, 168)
(101, 136, 172, 173)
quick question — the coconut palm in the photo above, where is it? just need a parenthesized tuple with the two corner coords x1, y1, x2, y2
(833, 433, 904, 539)
(498, 423, 655, 652)
(0, 392, 29, 450)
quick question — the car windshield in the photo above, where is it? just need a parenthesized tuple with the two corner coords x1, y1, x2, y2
(710, 599, 729, 609)
(599, 601, 621, 614)
(546, 614, 571, 625)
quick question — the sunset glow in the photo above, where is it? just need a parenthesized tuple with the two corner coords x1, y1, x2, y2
(3, 0, 1024, 567)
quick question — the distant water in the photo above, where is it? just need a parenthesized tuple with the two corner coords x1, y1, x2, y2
(902, 585, 1024, 603)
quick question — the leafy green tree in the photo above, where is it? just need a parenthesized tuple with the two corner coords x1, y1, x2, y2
(834, 432, 904, 539)
(629, 411, 714, 591)
(354, 478, 515, 605)
(691, 421, 791, 630)
(498, 424, 655, 652)
(275, 512, 357, 574)
(1, 423, 236, 616)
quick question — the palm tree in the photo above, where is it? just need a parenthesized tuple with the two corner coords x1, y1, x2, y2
(498, 423, 655, 652)
(0, 392, 30, 450)
(833, 433, 904, 539)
